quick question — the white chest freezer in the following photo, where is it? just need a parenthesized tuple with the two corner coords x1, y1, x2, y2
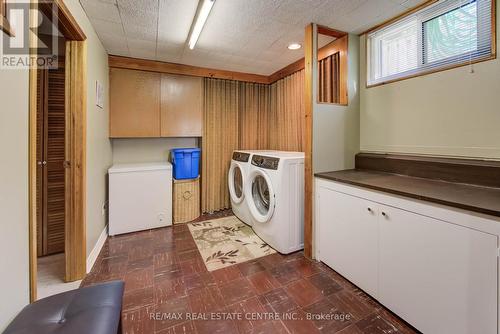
(108, 162, 172, 236)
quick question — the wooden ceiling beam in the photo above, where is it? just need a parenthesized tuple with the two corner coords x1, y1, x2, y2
(109, 55, 270, 84)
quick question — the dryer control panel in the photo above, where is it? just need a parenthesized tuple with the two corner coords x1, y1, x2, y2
(252, 155, 280, 170)
(232, 151, 250, 162)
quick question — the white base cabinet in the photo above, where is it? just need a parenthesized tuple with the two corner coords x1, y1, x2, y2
(318, 189, 379, 297)
(315, 178, 500, 334)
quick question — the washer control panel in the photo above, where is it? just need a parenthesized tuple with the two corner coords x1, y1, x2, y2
(252, 155, 280, 170)
(232, 151, 250, 162)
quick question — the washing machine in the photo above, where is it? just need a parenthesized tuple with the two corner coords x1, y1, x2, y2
(244, 151, 305, 254)
(228, 150, 256, 225)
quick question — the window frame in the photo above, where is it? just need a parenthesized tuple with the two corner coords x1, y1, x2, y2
(365, 0, 496, 88)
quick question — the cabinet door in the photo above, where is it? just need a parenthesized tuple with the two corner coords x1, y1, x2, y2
(318, 188, 379, 297)
(161, 74, 202, 137)
(110, 68, 161, 137)
(378, 205, 498, 334)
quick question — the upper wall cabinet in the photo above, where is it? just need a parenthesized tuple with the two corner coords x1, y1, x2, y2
(160, 74, 202, 137)
(109, 68, 203, 138)
(110, 68, 161, 138)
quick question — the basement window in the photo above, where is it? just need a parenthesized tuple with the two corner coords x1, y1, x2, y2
(366, 0, 494, 86)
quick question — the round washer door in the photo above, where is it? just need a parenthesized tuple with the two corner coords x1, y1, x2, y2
(228, 162, 245, 204)
(246, 169, 275, 223)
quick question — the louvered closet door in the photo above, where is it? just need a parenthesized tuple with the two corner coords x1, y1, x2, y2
(37, 68, 66, 256)
(45, 68, 66, 255)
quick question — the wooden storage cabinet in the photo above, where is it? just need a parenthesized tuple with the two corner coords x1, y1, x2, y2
(110, 68, 161, 137)
(173, 177, 200, 223)
(109, 68, 202, 138)
(316, 178, 499, 334)
(161, 74, 202, 137)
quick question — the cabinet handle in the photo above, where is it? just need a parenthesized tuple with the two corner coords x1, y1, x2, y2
(367, 207, 372, 213)
(382, 212, 387, 217)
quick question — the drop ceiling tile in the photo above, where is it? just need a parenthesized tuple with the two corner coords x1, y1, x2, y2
(117, 0, 159, 13)
(157, 0, 197, 44)
(119, 7, 157, 27)
(273, 0, 326, 25)
(314, 0, 368, 25)
(129, 49, 157, 60)
(156, 42, 183, 63)
(80, 0, 121, 23)
(89, 18, 124, 36)
(98, 32, 128, 50)
(108, 48, 129, 57)
(346, 0, 398, 25)
(400, 0, 428, 8)
(390, 0, 409, 5)
(123, 26, 157, 41)
(127, 38, 156, 50)
(120, 7, 158, 41)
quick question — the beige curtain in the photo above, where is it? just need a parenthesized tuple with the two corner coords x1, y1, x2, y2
(269, 70, 305, 151)
(238, 82, 270, 150)
(202, 78, 240, 213)
(202, 71, 305, 213)
(318, 52, 340, 104)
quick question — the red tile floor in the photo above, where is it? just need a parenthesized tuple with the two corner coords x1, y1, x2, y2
(82, 212, 419, 334)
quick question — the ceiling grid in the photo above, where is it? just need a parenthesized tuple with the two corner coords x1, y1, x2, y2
(80, 0, 427, 75)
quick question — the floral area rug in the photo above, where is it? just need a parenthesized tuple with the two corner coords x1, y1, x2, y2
(187, 216, 276, 271)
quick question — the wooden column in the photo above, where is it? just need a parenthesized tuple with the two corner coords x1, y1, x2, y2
(304, 24, 314, 258)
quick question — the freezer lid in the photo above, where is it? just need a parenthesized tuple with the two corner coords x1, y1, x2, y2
(108, 162, 172, 174)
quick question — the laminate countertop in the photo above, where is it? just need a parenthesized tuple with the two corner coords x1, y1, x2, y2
(315, 169, 500, 218)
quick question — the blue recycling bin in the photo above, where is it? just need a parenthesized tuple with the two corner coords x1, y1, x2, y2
(171, 148, 201, 180)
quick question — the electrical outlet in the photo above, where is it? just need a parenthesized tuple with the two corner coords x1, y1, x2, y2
(102, 200, 109, 216)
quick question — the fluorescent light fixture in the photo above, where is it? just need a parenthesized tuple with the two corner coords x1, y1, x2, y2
(288, 43, 301, 50)
(188, 0, 216, 50)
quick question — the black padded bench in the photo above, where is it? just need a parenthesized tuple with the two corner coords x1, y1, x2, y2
(4, 281, 124, 334)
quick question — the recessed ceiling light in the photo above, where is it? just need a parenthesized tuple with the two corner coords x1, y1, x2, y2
(288, 43, 302, 50)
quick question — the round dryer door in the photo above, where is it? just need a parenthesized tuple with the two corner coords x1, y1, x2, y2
(246, 169, 275, 223)
(228, 162, 245, 204)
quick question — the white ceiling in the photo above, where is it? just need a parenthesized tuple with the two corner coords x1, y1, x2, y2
(80, 0, 426, 75)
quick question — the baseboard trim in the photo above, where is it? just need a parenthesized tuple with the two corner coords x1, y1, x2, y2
(86, 225, 108, 273)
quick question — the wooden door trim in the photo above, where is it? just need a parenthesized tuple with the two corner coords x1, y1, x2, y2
(64, 41, 87, 282)
(29, 1, 87, 302)
(39, 0, 86, 41)
(304, 23, 314, 259)
(28, 8, 39, 299)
